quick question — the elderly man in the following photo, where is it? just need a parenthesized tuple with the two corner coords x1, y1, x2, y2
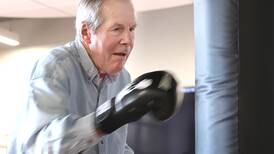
(9, 0, 181, 153)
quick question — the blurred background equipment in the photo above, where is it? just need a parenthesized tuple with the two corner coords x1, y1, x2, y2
(127, 87, 195, 154)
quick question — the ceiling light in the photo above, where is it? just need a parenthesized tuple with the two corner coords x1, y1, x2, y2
(0, 27, 20, 46)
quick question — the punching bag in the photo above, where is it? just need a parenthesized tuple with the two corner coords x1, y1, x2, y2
(194, 0, 239, 153)
(195, 0, 274, 153)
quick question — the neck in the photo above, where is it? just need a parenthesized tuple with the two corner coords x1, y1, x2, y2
(99, 72, 107, 79)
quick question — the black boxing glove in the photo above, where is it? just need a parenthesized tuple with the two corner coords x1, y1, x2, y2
(95, 71, 183, 134)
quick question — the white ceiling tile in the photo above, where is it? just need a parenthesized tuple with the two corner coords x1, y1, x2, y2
(31, 0, 77, 15)
(0, 0, 193, 18)
(2, 8, 71, 18)
(132, 0, 193, 12)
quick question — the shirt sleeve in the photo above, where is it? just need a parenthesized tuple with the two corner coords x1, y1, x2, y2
(16, 65, 102, 153)
(124, 144, 134, 154)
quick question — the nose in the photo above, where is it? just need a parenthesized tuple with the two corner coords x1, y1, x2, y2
(120, 30, 134, 45)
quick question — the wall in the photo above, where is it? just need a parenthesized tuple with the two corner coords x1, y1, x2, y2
(127, 5, 194, 87)
(0, 18, 75, 50)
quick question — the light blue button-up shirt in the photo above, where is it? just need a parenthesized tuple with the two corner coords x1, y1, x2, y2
(9, 39, 134, 154)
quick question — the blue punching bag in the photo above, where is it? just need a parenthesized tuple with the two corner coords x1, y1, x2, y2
(194, 0, 239, 154)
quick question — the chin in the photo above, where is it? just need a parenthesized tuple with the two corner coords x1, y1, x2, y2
(108, 66, 124, 75)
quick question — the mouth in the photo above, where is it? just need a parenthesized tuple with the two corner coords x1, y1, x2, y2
(113, 52, 127, 57)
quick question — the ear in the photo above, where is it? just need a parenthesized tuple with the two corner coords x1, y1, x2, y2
(81, 22, 92, 45)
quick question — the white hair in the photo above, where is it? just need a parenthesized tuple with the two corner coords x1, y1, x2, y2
(75, 0, 135, 39)
(75, 0, 104, 39)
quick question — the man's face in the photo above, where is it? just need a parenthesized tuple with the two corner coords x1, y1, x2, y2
(84, 0, 136, 75)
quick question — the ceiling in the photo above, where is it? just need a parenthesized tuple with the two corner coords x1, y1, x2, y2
(0, 0, 193, 18)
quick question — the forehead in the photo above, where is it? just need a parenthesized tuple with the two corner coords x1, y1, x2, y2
(101, 0, 136, 25)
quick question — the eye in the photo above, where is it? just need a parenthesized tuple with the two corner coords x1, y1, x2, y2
(113, 27, 122, 31)
(129, 27, 135, 32)
(130, 25, 137, 32)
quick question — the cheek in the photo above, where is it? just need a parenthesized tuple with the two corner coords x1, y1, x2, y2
(104, 39, 120, 53)
(130, 33, 135, 45)
(90, 35, 97, 48)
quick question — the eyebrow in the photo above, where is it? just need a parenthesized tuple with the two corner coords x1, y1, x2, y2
(112, 23, 123, 27)
(112, 23, 137, 28)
